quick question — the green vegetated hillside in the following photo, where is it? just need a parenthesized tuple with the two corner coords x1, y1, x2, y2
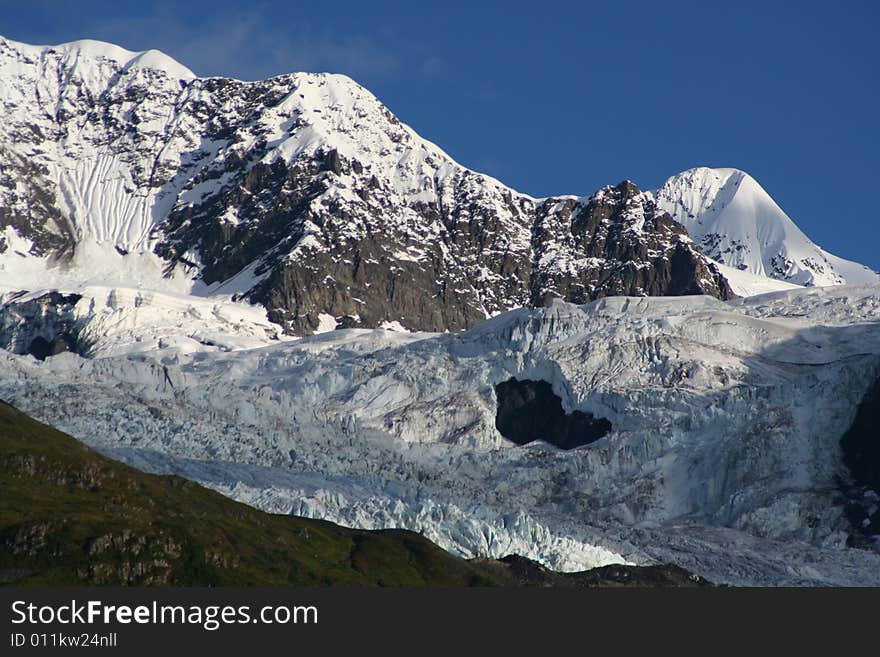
(0, 401, 708, 587)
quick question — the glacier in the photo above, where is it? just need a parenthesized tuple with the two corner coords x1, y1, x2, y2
(2, 284, 880, 585)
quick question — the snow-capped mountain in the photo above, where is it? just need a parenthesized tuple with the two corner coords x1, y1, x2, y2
(3, 35, 880, 587)
(655, 167, 879, 287)
(0, 36, 735, 337)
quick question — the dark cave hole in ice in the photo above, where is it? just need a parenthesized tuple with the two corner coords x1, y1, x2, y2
(841, 374, 880, 544)
(494, 378, 611, 450)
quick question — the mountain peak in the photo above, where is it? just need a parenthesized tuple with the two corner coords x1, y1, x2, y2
(654, 166, 879, 287)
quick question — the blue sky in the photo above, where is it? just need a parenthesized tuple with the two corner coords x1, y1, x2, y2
(3, 0, 879, 269)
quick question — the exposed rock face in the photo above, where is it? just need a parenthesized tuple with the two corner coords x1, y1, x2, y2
(244, 177, 734, 334)
(0, 145, 75, 260)
(490, 555, 711, 587)
(529, 181, 733, 306)
(494, 378, 612, 449)
(0, 37, 733, 336)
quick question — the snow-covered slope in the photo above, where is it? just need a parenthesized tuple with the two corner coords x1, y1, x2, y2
(3, 284, 880, 585)
(655, 167, 879, 287)
(0, 37, 196, 284)
(714, 262, 801, 297)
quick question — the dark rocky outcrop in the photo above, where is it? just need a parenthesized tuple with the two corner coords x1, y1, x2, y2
(529, 181, 734, 306)
(229, 177, 734, 336)
(0, 145, 76, 261)
(842, 376, 880, 490)
(494, 378, 611, 449)
(484, 554, 712, 587)
(159, 141, 733, 336)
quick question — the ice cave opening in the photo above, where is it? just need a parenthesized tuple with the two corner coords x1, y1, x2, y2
(494, 377, 611, 450)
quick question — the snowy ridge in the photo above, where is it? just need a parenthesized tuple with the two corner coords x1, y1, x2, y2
(0, 36, 199, 297)
(2, 36, 196, 80)
(3, 284, 880, 584)
(0, 35, 528, 299)
(655, 167, 879, 287)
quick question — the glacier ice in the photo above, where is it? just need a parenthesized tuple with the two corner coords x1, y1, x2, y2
(2, 285, 880, 585)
